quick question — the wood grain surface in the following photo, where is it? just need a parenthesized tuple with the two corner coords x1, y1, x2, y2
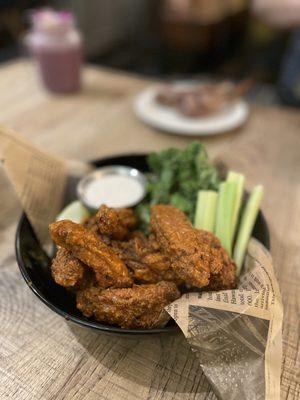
(0, 61, 299, 400)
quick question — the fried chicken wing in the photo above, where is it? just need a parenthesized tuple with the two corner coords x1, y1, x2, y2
(208, 259, 236, 290)
(49, 220, 132, 289)
(82, 214, 98, 232)
(110, 240, 161, 284)
(51, 247, 93, 290)
(111, 231, 181, 284)
(76, 281, 180, 329)
(96, 205, 137, 240)
(151, 205, 211, 288)
(196, 230, 236, 290)
(151, 205, 236, 289)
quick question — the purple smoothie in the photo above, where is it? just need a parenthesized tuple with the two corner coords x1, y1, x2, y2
(27, 9, 82, 94)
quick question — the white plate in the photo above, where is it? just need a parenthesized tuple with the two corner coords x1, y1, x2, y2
(134, 84, 249, 136)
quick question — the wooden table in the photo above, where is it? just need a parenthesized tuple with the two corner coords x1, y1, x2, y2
(0, 60, 299, 400)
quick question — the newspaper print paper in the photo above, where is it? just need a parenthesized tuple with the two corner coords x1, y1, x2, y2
(166, 239, 283, 400)
(0, 125, 91, 246)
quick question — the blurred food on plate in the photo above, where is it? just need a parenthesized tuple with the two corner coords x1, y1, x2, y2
(156, 79, 253, 117)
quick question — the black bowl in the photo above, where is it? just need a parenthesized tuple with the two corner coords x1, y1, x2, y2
(15, 154, 270, 335)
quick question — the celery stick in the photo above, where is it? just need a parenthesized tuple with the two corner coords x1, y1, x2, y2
(233, 185, 264, 274)
(215, 181, 237, 256)
(227, 171, 245, 243)
(194, 190, 218, 232)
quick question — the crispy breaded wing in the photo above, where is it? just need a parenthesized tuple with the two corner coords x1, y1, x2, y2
(96, 205, 137, 240)
(49, 220, 132, 289)
(111, 231, 181, 284)
(207, 259, 236, 290)
(76, 281, 180, 329)
(151, 205, 211, 288)
(82, 214, 98, 232)
(196, 230, 236, 290)
(151, 205, 236, 290)
(110, 239, 161, 284)
(51, 247, 93, 290)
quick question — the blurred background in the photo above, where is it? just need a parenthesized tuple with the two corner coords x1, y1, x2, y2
(0, 0, 300, 105)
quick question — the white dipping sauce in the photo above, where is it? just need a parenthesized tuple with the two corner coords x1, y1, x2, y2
(84, 175, 144, 208)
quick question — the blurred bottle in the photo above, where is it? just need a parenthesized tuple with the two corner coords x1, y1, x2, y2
(26, 9, 82, 93)
(278, 29, 300, 106)
(160, 0, 248, 73)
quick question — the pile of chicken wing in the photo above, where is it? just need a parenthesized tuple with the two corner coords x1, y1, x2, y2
(49, 204, 236, 329)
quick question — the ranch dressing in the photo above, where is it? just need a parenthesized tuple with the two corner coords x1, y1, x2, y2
(84, 174, 145, 208)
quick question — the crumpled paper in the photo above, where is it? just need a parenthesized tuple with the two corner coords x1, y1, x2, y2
(166, 238, 283, 400)
(0, 124, 91, 245)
